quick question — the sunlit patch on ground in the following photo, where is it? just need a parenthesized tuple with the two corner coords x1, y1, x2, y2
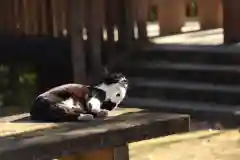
(130, 123, 240, 160)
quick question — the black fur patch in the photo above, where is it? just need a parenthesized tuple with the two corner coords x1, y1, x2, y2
(101, 100, 117, 111)
(86, 87, 106, 102)
(104, 73, 127, 84)
(95, 73, 128, 87)
(86, 87, 117, 111)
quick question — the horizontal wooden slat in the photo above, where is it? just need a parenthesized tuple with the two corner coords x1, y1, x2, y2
(0, 108, 189, 160)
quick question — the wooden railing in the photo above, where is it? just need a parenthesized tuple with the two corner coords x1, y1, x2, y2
(0, 0, 223, 37)
(0, 0, 70, 36)
(0, 0, 224, 84)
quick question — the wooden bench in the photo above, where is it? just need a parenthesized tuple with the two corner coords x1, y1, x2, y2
(0, 108, 190, 160)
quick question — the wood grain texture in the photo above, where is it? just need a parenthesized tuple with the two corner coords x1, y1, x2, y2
(60, 148, 114, 160)
(0, 108, 189, 160)
(69, 0, 87, 83)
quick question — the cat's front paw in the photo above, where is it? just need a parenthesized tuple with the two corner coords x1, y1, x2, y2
(96, 109, 108, 118)
(77, 114, 94, 121)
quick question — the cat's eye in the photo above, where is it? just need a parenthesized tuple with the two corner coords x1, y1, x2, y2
(116, 93, 120, 97)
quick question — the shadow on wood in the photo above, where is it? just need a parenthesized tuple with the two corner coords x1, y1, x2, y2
(0, 108, 190, 160)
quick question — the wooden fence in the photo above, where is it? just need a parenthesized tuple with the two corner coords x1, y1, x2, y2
(0, 0, 224, 85)
(0, 0, 223, 38)
(0, 0, 70, 36)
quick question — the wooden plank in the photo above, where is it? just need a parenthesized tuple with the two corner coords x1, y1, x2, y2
(60, 148, 114, 160)
(223, 0, 240, 44)
(17, 0, 26, 34)
(117, 0, 135, 48)
(20, 0, 39, 35)
(86, 0, 105, 81)
(6, 0, 15, 33)
(51, 0, 60, 37)
(0, 108, 189, 160)
(105, 0, 117, 63)
(0, 1, 15, 33)
(64, 0, 71, 36)
(135, 0, 148, 42)
(51, 0, 66, 37)
(27, 0, 39, 35)
(114, 145, 129, 160)
(32, 0, 39, 35)
(60, 0, 68, 36)
(0, 113, 30, 123)
(22, 0, 30, 34)
(13, 0, 21, 34)
(0, 1, 5, 31)
(69, 0, 87, 83)
(197, 0, 222, 30)
(38, 0, 54, 36)
(39, 0, 48, 35)
(60, 144, 129, 160)
(157, 0, 185, 36)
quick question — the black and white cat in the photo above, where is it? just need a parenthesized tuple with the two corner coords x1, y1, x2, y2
(30, 73, 128, 122)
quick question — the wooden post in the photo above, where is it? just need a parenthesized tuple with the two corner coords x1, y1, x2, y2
(197, 0, 223, 30)
(105, 0, 117, 63)
(135, 0, 148, 42)
(86, 0, 104, 81)
(38, 0, 52, 35)
(59, 144, 129, 160)
(223, 0, 240, 44)
(157, 0, 185, 36)
(123, 0, 135, 46)
(69, 0, 87, 83)
(117, 0, 135, 49)
(0, 1, 15, 34)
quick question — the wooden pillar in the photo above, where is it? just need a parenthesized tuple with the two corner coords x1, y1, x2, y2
(60, 145, 129, 160)
(0, 1, 16, 34)
(135, 0, 148, 42)
(105, 0, 117, 63)
(197, 0, 222, 30)
(223, 0, 240, 44)
(157, 0, 185, 36)
(117, 0, 135, 49)
(124, 0, 135, 46)
(86, 0, 105, 81)
(69, 0, 87, 83)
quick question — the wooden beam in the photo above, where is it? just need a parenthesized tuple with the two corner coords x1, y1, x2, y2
(60, 145, 129, 160)
(114, 145, 129, 160)
(105, 0, 117, 63)
(117, 0, 135, 48)
(0, 108, 190, 160)
(69, 0, 87, 83)
(197, 0, 222, 30)
(135, 0, 148, 42)
(223, 0, 240, 44)
(157, 0, 185, 36)
(0, 1, 15, 34)
(86, 0, 105, 81)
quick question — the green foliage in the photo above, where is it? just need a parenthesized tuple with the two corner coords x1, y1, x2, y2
(0, 64, 37, 117)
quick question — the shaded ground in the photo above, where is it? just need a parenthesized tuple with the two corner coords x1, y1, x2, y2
(130, 121, 240, 160)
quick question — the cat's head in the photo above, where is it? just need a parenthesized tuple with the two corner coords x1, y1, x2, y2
(86, 72, 128, 113)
